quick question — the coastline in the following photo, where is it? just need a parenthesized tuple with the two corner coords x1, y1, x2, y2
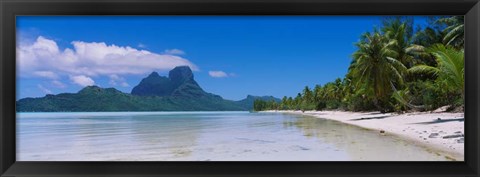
(262, 110, 464, 161)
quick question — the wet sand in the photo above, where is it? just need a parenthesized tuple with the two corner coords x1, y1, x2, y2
(265, 110, 464, 161)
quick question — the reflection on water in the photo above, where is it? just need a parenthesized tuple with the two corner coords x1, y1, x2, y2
(283, 114, 448, 161)
(129, 115, 204, 159)
(17, 112, 448, 161)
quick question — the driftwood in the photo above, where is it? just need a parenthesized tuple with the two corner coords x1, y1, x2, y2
(442, 134, 464, 139)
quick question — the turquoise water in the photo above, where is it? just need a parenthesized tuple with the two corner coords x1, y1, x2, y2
(17, 112, 448, 161)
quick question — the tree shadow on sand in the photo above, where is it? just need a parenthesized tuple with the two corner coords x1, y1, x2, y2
(349, 115, 391, 121)
(361, 112, 389, 116)
(412, 118, 464, 125)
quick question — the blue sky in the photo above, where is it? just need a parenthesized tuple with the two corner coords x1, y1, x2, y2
(16, 16, 430, 101)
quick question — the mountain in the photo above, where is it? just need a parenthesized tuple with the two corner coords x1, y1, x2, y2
(16, 66, 280, 112)
(235, 95, 281, 109)
(131, 66, 207, 98)
(17, 86, 146, 112)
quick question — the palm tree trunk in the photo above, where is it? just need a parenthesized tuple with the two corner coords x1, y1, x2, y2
(389, 81, 425, 110)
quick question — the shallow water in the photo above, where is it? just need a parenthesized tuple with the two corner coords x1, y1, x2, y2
(17, 111, 449, 161)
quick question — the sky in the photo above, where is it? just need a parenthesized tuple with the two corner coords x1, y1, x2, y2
(16, 16, 430, 101)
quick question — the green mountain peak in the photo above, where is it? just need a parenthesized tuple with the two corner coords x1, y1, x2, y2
(16, 66, 280, 112)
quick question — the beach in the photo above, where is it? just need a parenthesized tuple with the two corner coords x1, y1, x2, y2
(264, 110, 465, 161)
(17, 111, 452, 161)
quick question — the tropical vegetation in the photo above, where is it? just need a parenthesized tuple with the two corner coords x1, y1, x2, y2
(17, 66, 280, 112)
(254, 16, 464, 113)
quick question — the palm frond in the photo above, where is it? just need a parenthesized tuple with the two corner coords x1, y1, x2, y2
(408, 65, 440, 76)
(443, 24, 464, 45)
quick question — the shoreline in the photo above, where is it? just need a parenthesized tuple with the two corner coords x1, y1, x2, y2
(262, 110, 464, 161)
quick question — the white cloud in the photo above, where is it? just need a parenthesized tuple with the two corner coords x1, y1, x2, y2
(51, 80, 66, 88)
(120, 82, 129, 87)
(164, 49, 186, 55)
(137, 43, 147, 48)
(33, 71, 59, 79)
(70, 75, 95, 87)
(37, 84, 52, 94)
(17, 36, 198, 79)
(208, 71, 228, 78)
(108, 74, 129, 87)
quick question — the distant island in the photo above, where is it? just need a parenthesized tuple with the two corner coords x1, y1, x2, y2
(16, 66, 279, 112)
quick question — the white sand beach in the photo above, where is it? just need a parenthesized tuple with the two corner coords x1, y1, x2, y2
(265, 110, 464, 161)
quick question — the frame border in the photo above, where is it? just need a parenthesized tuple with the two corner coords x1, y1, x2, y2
(1, 0, 479, 176)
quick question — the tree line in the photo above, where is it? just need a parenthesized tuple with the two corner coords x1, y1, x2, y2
(254, 16, 464, 113)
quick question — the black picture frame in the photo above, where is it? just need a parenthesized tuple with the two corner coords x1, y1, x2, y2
(1, 0, 479, 176)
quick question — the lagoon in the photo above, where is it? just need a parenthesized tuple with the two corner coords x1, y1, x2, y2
(17, 111, 449, 161)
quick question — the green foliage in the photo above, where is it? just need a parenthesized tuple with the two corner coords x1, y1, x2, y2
(437, 16, 464, 48)
(17, 86, 251, 112)
(17, 17, 465, 114)
(18, 66, 283, 112)
(427, 44, 464, 96)
(408, 44, 464, 102)
(267, 16, 464, 113)
(253, 99, 281, 111)
(351, 30, 407, 112)
(237, 95, 281, 110)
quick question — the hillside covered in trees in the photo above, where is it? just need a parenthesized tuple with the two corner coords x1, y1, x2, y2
(17, 66, 279, 112)
(254, 16, 464, 113)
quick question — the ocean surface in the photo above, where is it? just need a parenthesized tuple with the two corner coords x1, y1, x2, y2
(17, 111, 449, 161)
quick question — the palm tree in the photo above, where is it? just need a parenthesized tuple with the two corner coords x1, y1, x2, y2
(287, 97, 293, 109)
(351, 31, 407, 112)
(408, 26, 444, 67)
(302, 86, 313, 103)
(437, 16, 464, 48)
(382, 18, 414, 67)
(340, 77, 354, 104)
(333, 78, 343, 101)
(281, 96, 288, 110)
(323, 82, 336, 101)
(313, 84, 322, 102)
(294, 93, 302, 110)
(412, 27, 443, 48)
(408, 44, 464, 99)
